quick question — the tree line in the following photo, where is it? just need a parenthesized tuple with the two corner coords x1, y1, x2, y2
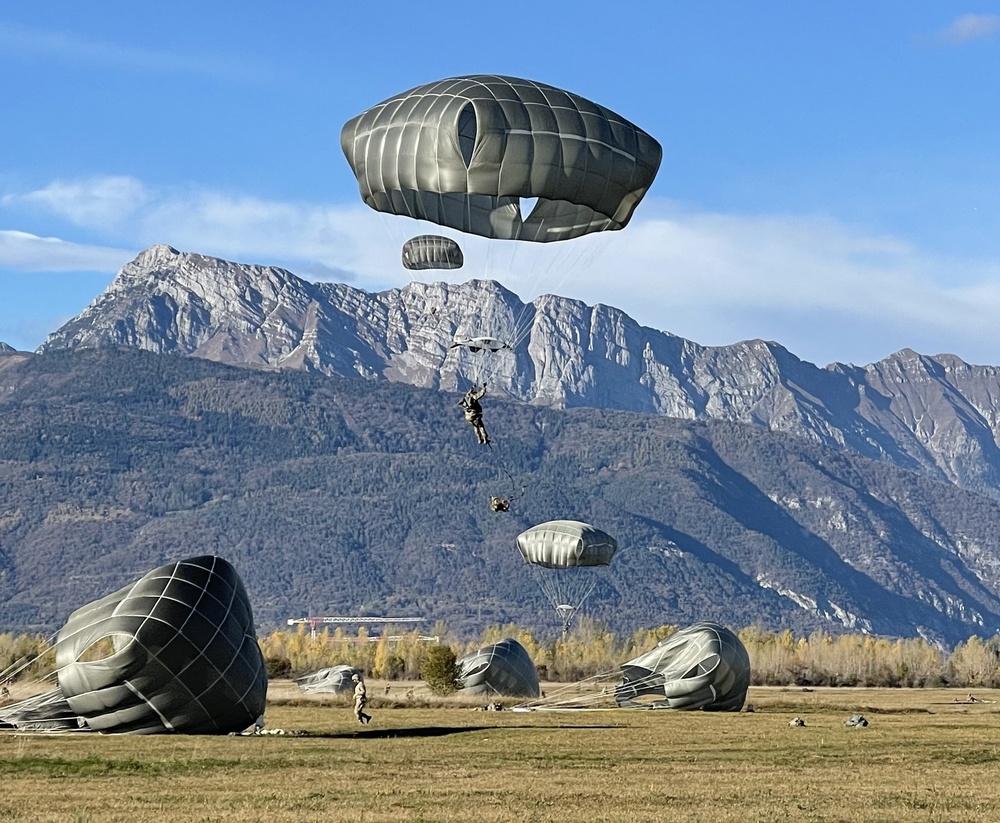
(6, 621, 1000, 690)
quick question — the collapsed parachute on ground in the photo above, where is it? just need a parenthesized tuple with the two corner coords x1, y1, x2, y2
(614, 622, 750, 711)
(402, 235, 464, 270)
(457, 638, 539, 698)
(516, 520, 617, 635)
(295, 665, 361, 694)
(0, 556, 267, 734)
(342, 75, 662, 243)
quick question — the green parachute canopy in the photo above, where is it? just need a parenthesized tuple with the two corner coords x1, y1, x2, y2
(342, 75, 662, 243)
(516, 520, 617, 569)
(516, 520, 617, 634)
(457, 638, 540, 698)
(0, 556, 267, 734)
(402, 235, 464, 270)
(615, 622, 750, 711)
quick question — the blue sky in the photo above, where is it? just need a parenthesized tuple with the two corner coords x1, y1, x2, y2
(2, 2, 999, 367)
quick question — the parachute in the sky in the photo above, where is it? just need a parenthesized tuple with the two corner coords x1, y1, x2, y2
(295, 665, 361, 694)
(0, 556, 267, 734)
(402, 235, 464, 271)
(615, 622, 750, 711)
(516, 520, 617, 635)
(457, 638, 540, 698)
(449, 336, 510, 354)
(342, 75, 662, 243)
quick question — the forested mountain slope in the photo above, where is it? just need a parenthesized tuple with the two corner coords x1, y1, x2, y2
(2, 347, 1000, 645)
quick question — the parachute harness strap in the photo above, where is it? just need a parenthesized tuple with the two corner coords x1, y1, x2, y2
(485, 440, 525, 505)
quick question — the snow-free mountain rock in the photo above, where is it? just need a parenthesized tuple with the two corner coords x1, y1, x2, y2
(42, 246, 1000, 497)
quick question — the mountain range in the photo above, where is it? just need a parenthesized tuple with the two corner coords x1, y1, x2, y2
(44, 245, 1000, 500)
(4, 245, 1000, 645)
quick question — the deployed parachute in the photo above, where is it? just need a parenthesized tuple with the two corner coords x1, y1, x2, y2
(457, 638, 539, 698)
(615, 622, 750, 711)
(342, 75, 662, 243)
(516, 520, 617, 635)
(343, 75, 661, 493)
(295, 665, 361, 694)
(449, 336, 510, 354)
(402, 235, 464, 270)
(0, 556, 267, 734)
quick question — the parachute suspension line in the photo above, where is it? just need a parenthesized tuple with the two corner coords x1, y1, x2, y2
(507, 236, 594, 351)
(513, 666, 670, 712)
(514, 671, 619, 711)
(485, 439, 525, 505)
(530, 568, 600, 637)
(499, 228, 619, 358)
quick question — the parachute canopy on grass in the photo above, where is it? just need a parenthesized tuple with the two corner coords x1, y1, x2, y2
(402, 235, 464, 270)
(615, 622, 750, 712)
(458, 638, 539, 698)
(296, 665, 361, 694)
(0, 556, 267, 734)
(342, 75, 662, 243)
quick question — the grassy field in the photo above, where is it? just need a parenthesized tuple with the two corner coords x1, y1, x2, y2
(3, 684, 1000, 822)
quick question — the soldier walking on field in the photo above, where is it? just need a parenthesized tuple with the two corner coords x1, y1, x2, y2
(352, 673, 372, 724)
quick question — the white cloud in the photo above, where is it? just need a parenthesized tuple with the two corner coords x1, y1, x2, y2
(936, 13, 1000, 44)
(0, 22, 274, 82)
(555, 207, 1000, 363)
(0, 230, 135, 273)
(7, 176, 149, 230)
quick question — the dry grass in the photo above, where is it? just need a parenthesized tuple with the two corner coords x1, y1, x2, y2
(3, 685, 1000, 822)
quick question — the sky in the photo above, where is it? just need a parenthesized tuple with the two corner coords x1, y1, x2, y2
(2, 2, 1000, 367)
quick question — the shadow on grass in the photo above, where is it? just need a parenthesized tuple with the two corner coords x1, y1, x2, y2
(304, 724, 623, 740)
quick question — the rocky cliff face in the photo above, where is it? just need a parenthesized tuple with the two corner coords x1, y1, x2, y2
(42, 245, 1000, 496)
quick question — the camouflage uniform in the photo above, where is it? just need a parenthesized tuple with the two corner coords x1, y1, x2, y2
(460, 385, 490, 444)
(352, 675, 371, 724)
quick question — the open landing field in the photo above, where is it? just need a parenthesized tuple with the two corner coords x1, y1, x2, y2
(3, 686, 1000, 822)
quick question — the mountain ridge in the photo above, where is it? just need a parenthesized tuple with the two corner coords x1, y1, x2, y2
(40, 245, 1000, 498)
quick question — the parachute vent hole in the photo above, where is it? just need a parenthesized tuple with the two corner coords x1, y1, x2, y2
(457, 104, 477, 169)
(77, 632, 133, 663)
(682, 654, 720, 679)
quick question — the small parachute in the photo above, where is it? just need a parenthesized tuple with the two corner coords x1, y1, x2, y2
(0, 556, 267, 734)
(458, 638, 539, 698)
(615, 622, 750, 711)
(296, 665, 362, 694)
(450, 336, 510, 354)
(516, 520, 617, 635)
(402, 235, 464, 271)
(449, 336, 514, 398)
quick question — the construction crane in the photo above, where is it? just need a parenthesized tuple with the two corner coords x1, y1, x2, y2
(286, 616, 428, 640)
